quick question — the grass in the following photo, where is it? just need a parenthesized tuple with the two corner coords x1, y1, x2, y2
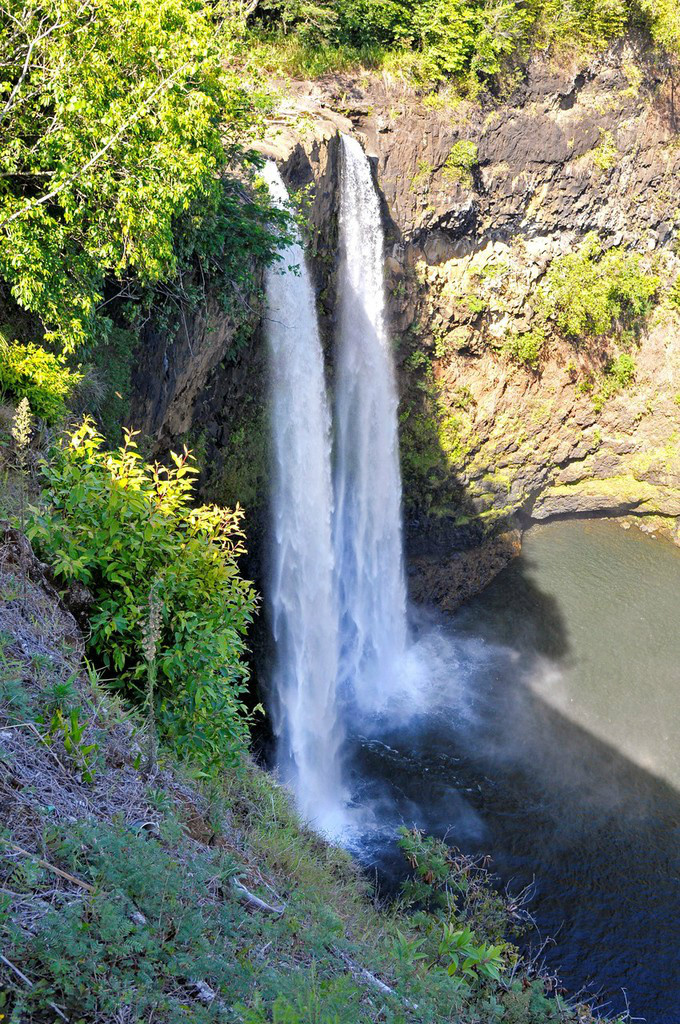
(242, 33, 389, 80)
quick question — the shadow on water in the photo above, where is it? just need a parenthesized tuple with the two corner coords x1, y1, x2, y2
(350, 677, 680, 1022)
(451, 545, 572, 661)
(345, 526, 680, 1023)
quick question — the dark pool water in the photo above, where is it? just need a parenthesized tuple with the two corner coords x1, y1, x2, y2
(347, 520, 680, 1023)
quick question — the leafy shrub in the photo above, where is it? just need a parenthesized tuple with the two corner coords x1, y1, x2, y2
(591, 129, 618, 170)
(47, 707, 100, 784)
(668, 277, 680, 310)
(539, 233, 659, 340)
(464, 293, 487, 315)
(592, 353, 636, 410)
(504, 327, 545, 369)
(397, 827, 527, 942)
(605, 352, 636, 389)
(29, 421, 257, 770)
(440, 140, 477, 186)
(0, 339, 82, 422)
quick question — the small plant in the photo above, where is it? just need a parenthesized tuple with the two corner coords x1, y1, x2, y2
(433, 332, 454, 360)
(405, 349, 430, 372)
(451, 385, 475, 410)
(48, 707, 99, 783)
(591, 129, 618, 171)
(10, 398, 33, 547)
(142, 580, 164, 775)
(410, 159, 435, 190)
(443, 140, 479, 188)
(667, 277, 680, 310)
(438, 923, 505, 985)
(592, 353, 636, 410)
(479, 261, 508, 280)
(464, 293, 487, 316)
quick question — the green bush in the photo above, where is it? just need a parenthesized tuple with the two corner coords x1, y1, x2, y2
(539, 233, 659, 340)
(504, 327, 545, 369)
(0, 339, 82, 422)
(444, 139, 479, 185)
(605, 352, 636, 389)
(29, 421, 257, 770)
(668, 277, 680, 310)
(592, 352, 636, 410)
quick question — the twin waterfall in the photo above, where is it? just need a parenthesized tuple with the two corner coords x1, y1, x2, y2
(264, 137, 409, 833)
(334, 137, 409, 714)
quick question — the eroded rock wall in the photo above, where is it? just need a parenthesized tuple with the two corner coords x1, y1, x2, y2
(274, 39, 680, 602)
(130, 37, 680, 609)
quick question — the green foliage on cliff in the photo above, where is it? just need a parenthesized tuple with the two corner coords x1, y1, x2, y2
(591, 352, 637, 410)
(539, 234, 660, 341)
(638, 0, 680, 50)
(247, 0, 679, 84)
(29, 421, 257, 771)
(443, 140, 479, 186)
(504, 326, 546, 369)
(0, 336, 83, 422)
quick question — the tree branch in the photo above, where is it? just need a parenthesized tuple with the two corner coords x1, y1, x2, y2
(0, 17, 63, 127)
(0, 58, 193, 231)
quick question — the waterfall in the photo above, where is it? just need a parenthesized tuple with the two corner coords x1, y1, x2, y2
(262, 162, 344, 832)
(263, 138, 416, 831)
(333, 135, 409, 712)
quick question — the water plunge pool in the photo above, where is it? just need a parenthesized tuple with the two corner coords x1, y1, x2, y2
(348, 519, 680, 1023)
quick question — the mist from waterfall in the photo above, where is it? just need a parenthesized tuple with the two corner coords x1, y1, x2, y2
(262, 162, 344, 833)
(333, 135, 409, 713)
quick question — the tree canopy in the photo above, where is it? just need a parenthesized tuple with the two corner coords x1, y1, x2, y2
(0, 0, 279, 354)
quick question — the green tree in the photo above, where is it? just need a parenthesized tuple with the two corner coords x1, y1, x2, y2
(0, 0, 280, 353)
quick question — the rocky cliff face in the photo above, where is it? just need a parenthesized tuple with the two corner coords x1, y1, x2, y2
(132, 37, 680, 607)
(268, 38, 680, 603)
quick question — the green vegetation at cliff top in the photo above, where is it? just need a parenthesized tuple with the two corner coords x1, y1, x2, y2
(246, 0, 679, 85)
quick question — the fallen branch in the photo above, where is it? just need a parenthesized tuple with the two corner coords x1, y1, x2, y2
(332, 947, 418, 1012)
(0, 838, 95, 893)
(232, 879, 284, 917)
(0, 953, 68, 1021)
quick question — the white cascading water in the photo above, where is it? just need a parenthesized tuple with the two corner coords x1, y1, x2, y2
(262, 162, 345, 832)
(264, 139, 423, 831)
(333, 134, 409, 713)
